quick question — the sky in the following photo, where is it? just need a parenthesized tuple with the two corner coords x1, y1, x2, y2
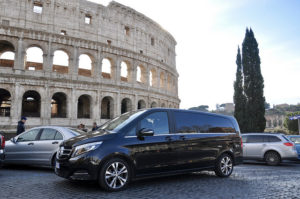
(28, 0, 300, 110)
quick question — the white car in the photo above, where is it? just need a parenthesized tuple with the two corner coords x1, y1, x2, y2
(4, 126, 84, 168)
(242, 133, 298, 165)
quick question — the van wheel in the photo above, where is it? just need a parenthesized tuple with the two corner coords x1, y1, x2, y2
(214, 153, 233, 177)
(265, 151, 281, 166)
(98, 158, 131, 191)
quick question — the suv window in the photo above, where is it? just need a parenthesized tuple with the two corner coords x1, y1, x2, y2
(245, 135, 264, 143)
(17, 129, 40, 142)
(174, 112, 235, 133)
(268, 136, 281, 142)
(139, 112, 169, 135)
(54, 131, 63, 140)
(40, 128, 57, 140)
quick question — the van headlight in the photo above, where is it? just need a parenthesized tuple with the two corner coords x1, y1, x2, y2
(72, 141, 103, 157)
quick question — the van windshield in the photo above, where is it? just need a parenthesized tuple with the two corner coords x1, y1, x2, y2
(99, 110, 146, 133)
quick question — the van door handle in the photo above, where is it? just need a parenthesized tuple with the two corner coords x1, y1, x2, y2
(52, 141, 59, 144)
(28, 142, 34, 145)
(165, 136, 172, 142)
(179, 135, 185, 141)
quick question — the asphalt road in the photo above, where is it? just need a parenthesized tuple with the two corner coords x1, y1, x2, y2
(1, 162, 300, 199)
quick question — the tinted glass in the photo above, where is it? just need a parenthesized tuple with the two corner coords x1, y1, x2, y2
(246, 135, 264, 143)
(40, 128, 57, 140)
(54, 132, 63, 140)
(174, 111, 235, 133)
(140, 112, 169, 135)
(17, 129, 40, 142)
(126, 126, 137, 136)
(268, 136, 281, 142)
(100, 110, 146, 133)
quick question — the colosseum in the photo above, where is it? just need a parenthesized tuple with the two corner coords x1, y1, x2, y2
(0, 0, 180, 130)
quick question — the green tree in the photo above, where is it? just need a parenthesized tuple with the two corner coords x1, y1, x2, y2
(189, 105, 209, 112)
(284, 112, 300, 133)
(242, 28, 266, 132)
(233, 46, 247, 132)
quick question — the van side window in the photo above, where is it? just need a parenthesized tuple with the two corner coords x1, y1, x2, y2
(174, 112, 235, 133)
(140, 112, 169, 135)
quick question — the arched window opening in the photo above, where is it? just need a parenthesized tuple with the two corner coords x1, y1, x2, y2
(137, 100, 146, 110)
(136, 65, 145, 83)
(121, 61, 129, 81)
(102, 58, 112, 79)
(53, 50, 69, 74)
(0, 40, 15, 68)
(51, 92, 67, 118)
(151, 102, 158, 108)
(25, 47, 43, 71)
(150, 69, 157, 87)
(0, 89, 11, 117)
(22, 90, 41, 117)
(101, 96, 114, 119)
(77, 95, 91, 118)
(160, 72, 165, 88)
(78, 54, 92, 77)
(167, 74, 172, 91)
(121, 98, 132, 114)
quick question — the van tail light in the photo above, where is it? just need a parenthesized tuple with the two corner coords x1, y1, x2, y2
(284, 142, 294, 147)
(1, 135, 5, 149)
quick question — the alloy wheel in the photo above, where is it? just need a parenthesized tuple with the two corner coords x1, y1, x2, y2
(104, 161, 128, 189)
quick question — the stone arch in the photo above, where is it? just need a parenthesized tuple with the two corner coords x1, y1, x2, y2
(22, 90, 41, 117)
(151, 101, 158, 108)
(0, 40, 15, 68)
(53, 49, 69, 74)
(78, 54, 94, 77)
(167, 74, 172, 91)
(160, 72, 165, 89)
(101, 96, 114, 119)
(121, 98, 132, 114)
(77, 94, 91, 118)
(25, 46, 44, 71)
(136, 64, 146, 83)
(0, 88, 11, 117)
(149, 68, 157, 87)
(102, 58, 113, 79)
(51, 92, 67, 118)
(137, 99, 146, 109)
(120, 60, 131, 82)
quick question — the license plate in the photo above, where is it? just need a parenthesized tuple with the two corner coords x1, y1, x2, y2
(56, 162, 60, 169)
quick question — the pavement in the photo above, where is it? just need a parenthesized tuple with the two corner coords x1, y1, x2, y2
(1, 162, 300, 199)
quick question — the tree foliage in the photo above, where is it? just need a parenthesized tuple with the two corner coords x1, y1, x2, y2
(234, 28, 266, 132)
(284, 112, 300, 133)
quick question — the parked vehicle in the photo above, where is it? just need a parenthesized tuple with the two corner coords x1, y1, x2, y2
(287, 135, 300, 159)
(0, 132, 5, 167)
(4, 126, 84, 168)
(242, 133, 298, 165)
(55, 108, 243, 191)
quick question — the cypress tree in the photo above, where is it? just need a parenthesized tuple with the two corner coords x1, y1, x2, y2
(242, 28, 266, 132)
(233, 46, 247, 132)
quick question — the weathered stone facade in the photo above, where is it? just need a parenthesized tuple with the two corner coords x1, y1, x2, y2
(0, 0, 180, 129)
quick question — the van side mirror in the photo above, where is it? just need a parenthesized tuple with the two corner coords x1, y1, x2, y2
(137, 128, 154, 137)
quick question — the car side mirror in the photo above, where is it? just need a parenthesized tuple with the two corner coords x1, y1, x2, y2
(11, 137, 17, 143)
(137, 128, 154, 137)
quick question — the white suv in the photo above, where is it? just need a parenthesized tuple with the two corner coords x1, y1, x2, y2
(242, 133, 298, 165)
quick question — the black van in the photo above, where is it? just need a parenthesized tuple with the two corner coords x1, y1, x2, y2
(55, 109, 243, 191)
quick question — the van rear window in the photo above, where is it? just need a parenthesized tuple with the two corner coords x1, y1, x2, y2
(174, 111, 235, 134)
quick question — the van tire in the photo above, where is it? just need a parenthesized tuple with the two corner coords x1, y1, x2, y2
(214, 153, 234, 177)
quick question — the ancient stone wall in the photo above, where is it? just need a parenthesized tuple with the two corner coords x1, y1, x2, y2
(0, 0, 180, 129)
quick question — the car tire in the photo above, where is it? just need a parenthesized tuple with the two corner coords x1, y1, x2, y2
(265, 151, 281, 166)
(214, 153, 234, 177)
(98, 158, 131, 192)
